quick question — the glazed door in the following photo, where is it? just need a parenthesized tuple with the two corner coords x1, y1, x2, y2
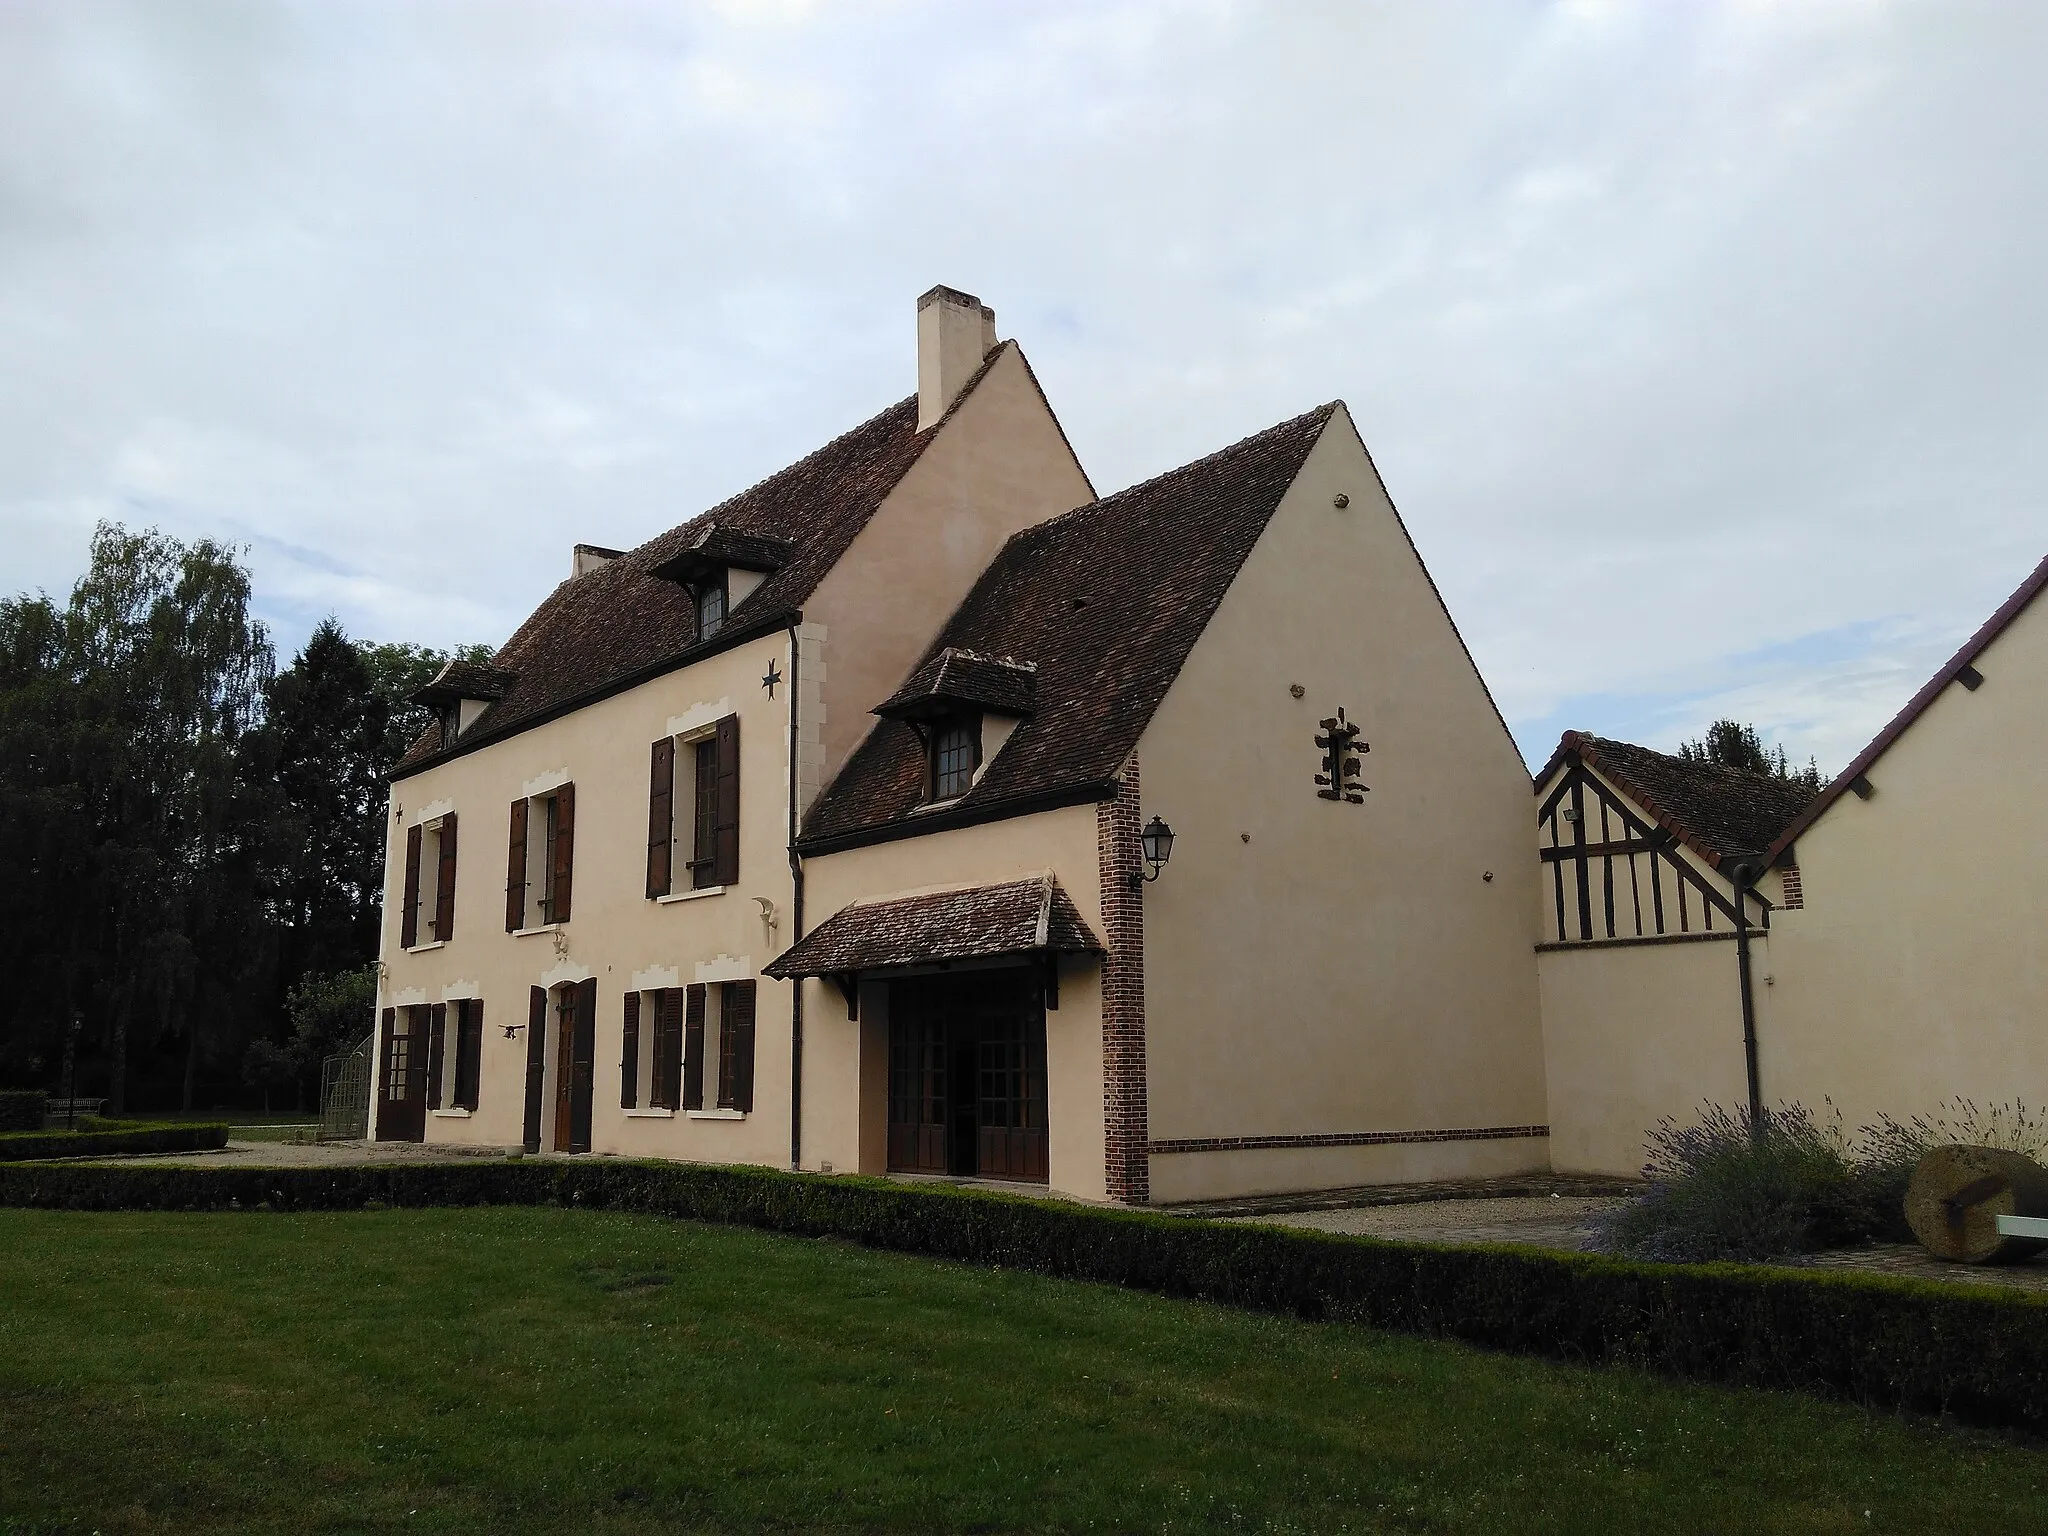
(376, 1008, 427, 1143)
(886, 972, 1048, 1183)
(887, 983, 949, 1173)
(553, 979, 596, 1154)
(522, 987, 547, 1153)
(975, 985, 1049, 1182)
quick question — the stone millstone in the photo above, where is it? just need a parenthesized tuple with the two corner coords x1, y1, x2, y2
(1904, 1144, 2048, 1264)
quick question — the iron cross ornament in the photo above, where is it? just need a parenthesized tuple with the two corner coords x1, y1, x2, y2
(1314, 707, 1369, 804)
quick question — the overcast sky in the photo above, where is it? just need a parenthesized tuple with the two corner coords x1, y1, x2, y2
(4, 1, 2044, 770)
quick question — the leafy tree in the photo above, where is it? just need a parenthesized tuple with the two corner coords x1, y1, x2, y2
(0, 524, 275, 1112)
(1678, 719, 1823, 794)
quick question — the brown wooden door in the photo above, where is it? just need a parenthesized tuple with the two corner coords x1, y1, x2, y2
(376, 1009, 427, 1143)
(887, 981, 949, 1173)
(886, 972, 1047, 1182)
(551, 981, 596, 1153)
(975, 982, 1048, 1182)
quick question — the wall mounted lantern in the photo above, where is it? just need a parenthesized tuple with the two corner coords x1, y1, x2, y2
(1139, 816, 1175, 883)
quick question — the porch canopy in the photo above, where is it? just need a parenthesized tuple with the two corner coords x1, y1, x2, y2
(764, 874, 1102, 1015)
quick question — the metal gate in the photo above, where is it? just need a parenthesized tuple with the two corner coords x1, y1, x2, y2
(318, 1030, 374, 1142)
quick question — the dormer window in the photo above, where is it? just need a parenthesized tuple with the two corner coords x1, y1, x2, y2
(409, 658, 517, 752)
(646, 523, 793, 645)
(695, 576, 727, 640)
(931, 713, 980, 801)
(872, 647, 1038, 809)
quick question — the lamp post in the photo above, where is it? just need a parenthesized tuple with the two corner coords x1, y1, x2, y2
(1138, 816, 1175, 884)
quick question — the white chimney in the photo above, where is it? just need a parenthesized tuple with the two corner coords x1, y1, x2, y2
(917, 285, 998, 431)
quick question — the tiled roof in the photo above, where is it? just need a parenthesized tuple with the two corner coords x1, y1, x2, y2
(1764, 552, 2048, 862)
(874, 647, 1037, 720)
(801, 403, 1339, 848)
(1541, 732, 1819, 869)
(392, 348, 1019, 778)
(762, 874, 1101, 978)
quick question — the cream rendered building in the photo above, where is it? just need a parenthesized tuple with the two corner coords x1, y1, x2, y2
(1533, 555, 2048, 1176)
(371, 287, 1553, 1203)
(372, 283, 2043, 1201)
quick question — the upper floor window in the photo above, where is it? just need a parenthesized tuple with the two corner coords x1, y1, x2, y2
(930, 714, 980, 801)
(400, 813, 458, 949)
(506, 782, 575, 931)
(646, 714, 740, 898)
(696, 577, 726, 640)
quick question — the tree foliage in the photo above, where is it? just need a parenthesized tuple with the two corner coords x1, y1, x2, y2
(0, 522, 485, 1112)
(1677, 719, 1823, 793)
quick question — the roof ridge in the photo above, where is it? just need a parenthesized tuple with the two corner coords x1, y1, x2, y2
(1764, 549, 2048, 862)
(1016, 400, 1341, 550)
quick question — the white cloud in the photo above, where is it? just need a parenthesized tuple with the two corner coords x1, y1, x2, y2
(1, 0, 2043, 775)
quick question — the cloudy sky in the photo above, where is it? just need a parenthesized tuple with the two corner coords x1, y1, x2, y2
(4, 1, 2044, 770)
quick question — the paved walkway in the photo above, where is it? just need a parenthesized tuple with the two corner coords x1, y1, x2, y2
(93, 1138, 516, 1168)
(1229, 1196, 2048, 1293)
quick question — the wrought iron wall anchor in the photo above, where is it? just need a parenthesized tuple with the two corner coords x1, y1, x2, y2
(1314, 708, 1369, 804)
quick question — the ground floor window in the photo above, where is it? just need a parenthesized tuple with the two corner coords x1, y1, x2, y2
(886, 970, 1047, 1182)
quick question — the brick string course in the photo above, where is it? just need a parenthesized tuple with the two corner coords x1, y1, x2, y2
(1096, 760, 1150, 1205)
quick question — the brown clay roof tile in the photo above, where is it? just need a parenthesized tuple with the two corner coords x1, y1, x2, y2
(762, 874, 1101, 977)
(1541, 732, 1819, 868)
(801, 402, 1338, 847)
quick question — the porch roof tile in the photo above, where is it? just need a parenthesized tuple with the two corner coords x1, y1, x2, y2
(763, 874, 1101, 979)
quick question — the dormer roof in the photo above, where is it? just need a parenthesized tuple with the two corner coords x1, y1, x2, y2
(873, 647, 1037, 722)
(408, 658, 518, 709)
(645, 524, 796, 588)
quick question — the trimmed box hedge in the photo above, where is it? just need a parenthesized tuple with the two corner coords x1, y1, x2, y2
(0, 1122, 230, 1162)
(1, 1157, 2043, 1429)
(0, 1091, 47, 1133)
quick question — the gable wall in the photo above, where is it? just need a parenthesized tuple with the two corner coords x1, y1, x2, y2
(804, 346, 1093, 812)
(1132, 407, 1549, 1202)
(1532, 757, 1758, 1175)
(1760, 590, 2048, 1129)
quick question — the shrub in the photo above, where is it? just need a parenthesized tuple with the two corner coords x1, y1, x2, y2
(0, 1092, 46, 1133)
(1602, 1104, 1874, 1262)
(1, 1158, 2045, 1428)
(0, 1123, 229, 1161)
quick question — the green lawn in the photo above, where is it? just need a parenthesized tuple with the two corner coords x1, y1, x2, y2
(0, 1208, 2042, 1534)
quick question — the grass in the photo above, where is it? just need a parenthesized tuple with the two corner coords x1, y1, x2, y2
(1, 1209, 2044, 1535)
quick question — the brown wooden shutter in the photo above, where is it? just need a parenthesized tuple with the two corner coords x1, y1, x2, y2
(522, 986, 547, 1152)
(647, 737, 674, 899)
(728, 979, 756, 1114)
(570, 976, 597, 1153)
(655, 988, 683, 1109)
(620, 991, 640, 1109)
(401, 825, 422, 949)
(454, 1000, 482, 1111)
(506, 798, 528, 932)
(376, 1006, 398, 1114)
(434, 814, 458, 940)
(682, 983, 706, 1111)
(713, 714, 740, 886)
(426, 1002, 447, 1111)
(551, 783, 576, 922)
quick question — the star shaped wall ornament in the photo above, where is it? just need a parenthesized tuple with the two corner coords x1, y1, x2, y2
(761, 660, 782, 698)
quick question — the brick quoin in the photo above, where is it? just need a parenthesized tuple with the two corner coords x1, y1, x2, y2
(1096, 759, 1150, 1205)
(1779, 864, 1804, 910)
